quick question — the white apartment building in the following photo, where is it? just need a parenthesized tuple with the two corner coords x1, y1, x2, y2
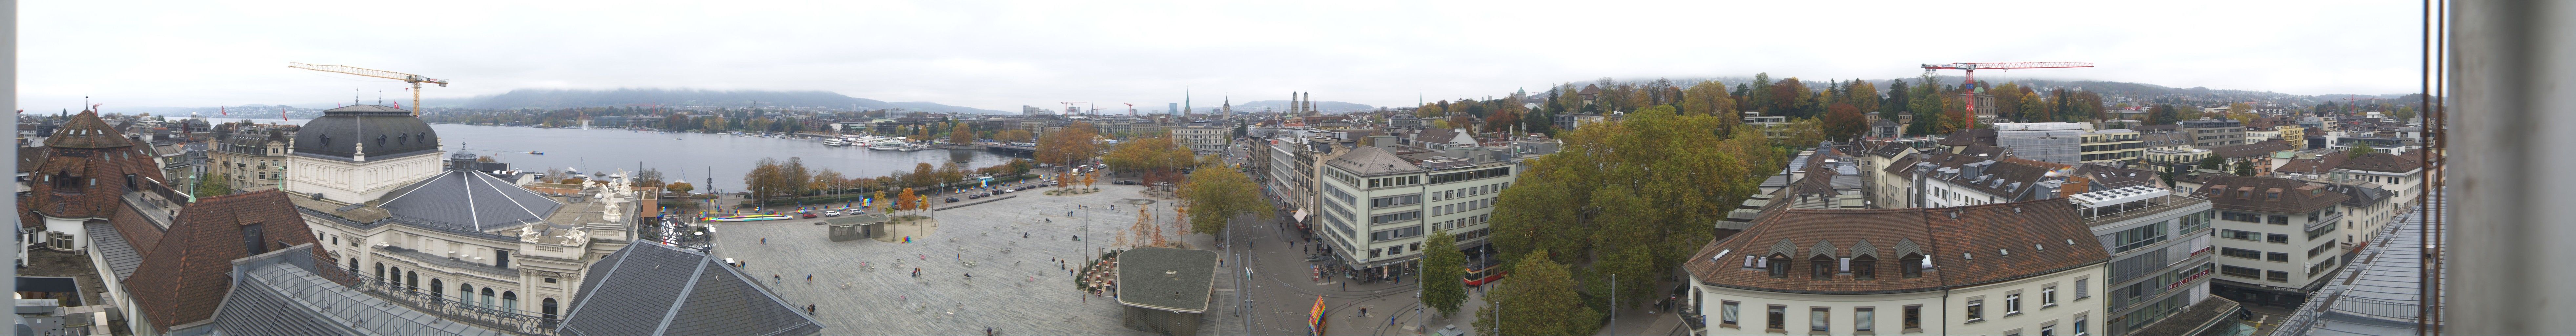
(1317, 146, 1517, 276)
(1171, 123, 1231, 155)
(2327, 152, 2423, 209)
(1684, 201, 2107, 336)
(2194, 176, 2350, 308)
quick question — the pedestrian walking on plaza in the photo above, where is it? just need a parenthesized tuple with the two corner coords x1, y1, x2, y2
(807, 274, 813, 284)
(773, 274, 781, 283)
(762, 237, 767, 244)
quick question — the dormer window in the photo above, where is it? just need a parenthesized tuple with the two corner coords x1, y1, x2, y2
(1767, 254, 1791, 278)
(1811, 255, 1835, 280)
(1853, 255, 1879, 280)
(1901, 253, 1926, 278)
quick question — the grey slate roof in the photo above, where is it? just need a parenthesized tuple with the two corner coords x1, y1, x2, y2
(1324, 146, 1423, 177)
(292, 104, 441, 161)
(1114, 247, 1219, 313)
(82, 222, 146, 281)
(561, 242, 822, 336)
(194, 244, 507, 336)
(377, 170, 566, 233)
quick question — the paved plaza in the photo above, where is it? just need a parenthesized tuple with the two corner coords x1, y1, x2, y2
(711, 183, 1247, 335)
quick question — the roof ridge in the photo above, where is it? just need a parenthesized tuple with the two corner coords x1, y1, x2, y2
(654, 248, 711, 335)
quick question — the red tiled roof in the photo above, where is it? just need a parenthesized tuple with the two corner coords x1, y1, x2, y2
(2194, 176, 2350, 214)
(124, 190, 326, 333)
(2336, 152, 2423, 173)
(1685, 200, 2110, 293)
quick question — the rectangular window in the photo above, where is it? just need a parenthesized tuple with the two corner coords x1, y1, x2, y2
(2075, 279, 2089, 299)
(2075, 315, 2088, 335)
(2267, 270, 2290, 282)
(2220, 247, 2263, 260)
(2221, 229, 2261, 241)
(2267, 233, 2290, 244)
(1855, 308, 1875, 332)
(1965, 300, 1985, 322)
(2268, 215, 2290, 225)
(2220, 212, 2263, 222)
(2005, 294, 2022, 315)
(1721, 301, 1740, 326)
(1811, 307, 1830, 332)
(1768, 305, 1787, 331)
(1903, 305, 1922, 330)
(2267, 252, 2289, 262)
(2042, 287, 2059, 307)
(2042, 325, 2056, 336)
(2222, 265, 2263, 279)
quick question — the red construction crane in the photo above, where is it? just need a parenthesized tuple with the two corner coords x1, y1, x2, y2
(1124, 103, 1136, 116)
(1920, 62, 2094, 129)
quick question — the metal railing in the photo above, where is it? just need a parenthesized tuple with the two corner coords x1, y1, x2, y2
(346, 273, 559, 335)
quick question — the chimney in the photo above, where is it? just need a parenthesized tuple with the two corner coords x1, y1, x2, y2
(2058, 176, 2091, 198)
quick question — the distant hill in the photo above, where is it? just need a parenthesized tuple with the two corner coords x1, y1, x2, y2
(1221, 100, 1382, 113)
(436, 88, 1010, 114)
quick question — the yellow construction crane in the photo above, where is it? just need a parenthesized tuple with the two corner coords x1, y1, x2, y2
(286, 62, 449, 116)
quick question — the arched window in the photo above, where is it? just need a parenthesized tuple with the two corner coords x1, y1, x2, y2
(480, 288, 496, 309)
(459, 284, 474, 307)
(543, 298, 559, 320)
(1901, 253, 1926, 278)
(502, 292, 518, 311)
(429, 279, 445, 303)
(405, 270, 419, 292)
(1852, 255, 1879, 280)
(1810, 255, 1835, 280)
(347, 258, 360, 274)
(374, 263, 386, 282)
(1767, 254, 1791, 278)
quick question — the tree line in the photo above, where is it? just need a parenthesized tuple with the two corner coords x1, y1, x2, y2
(740, 157, 1035, 206)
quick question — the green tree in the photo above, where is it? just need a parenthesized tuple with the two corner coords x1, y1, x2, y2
(2235, 161, 2256, 176)
(1421, 230, 1467, 316)
(1475, 250, 1601, 336)
(2150, 104, 2182, 125)
(1179, 165, 1269, 237)
(2198, 155, 2228, 173)
(195, 173, 234, 196)
(2347, 145, 2380, 158)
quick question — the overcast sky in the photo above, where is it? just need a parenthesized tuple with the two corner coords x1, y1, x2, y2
(23, 0, 2428, 112)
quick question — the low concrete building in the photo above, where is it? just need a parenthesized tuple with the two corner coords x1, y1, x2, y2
(1115, 247, 1218, 336)
(2178, 119, 2246, 148)
(826, 212, 891, 242)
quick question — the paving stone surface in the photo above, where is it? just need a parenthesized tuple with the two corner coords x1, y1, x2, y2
(713, 183, 1244, 335)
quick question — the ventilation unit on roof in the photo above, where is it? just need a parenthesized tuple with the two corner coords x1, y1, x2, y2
(2066, 239, 2076, 245)
(2035, 244, 2045, 251)
(1962, 253, 1973, 260)
(1999, 249, 2010, 256)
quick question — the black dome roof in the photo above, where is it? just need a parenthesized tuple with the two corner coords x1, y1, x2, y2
(292, 104, 440, 161)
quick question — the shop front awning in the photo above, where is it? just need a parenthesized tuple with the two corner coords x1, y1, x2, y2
(1293, 208, 1310, 222)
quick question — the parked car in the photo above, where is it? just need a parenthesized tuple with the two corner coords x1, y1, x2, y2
(800, 213, 818, 219)
(825, 210, 841, 217)
(946, 197, 960, 203)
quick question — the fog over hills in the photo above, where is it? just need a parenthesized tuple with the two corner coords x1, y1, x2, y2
(432, 88, 1010, 114)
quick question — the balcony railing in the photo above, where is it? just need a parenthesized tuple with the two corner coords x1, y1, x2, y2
(348, 273, 559, 335)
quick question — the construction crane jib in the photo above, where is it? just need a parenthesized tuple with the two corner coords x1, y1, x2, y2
(287, 62, 450, 116)
(1919, 62, 2093, 129)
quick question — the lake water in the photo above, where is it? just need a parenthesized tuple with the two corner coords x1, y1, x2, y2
(210, 118, 1023, 192)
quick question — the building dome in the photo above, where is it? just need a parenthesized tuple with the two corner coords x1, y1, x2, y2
(291, 104, 439, 161)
